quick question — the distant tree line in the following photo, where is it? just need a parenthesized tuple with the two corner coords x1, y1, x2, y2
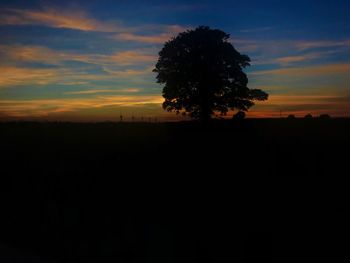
(286, 114, 331, 119)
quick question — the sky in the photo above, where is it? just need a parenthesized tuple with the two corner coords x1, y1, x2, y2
(0, 0, 350, 121)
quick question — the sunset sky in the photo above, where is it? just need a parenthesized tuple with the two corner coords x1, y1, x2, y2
(1, 0, 350, 121)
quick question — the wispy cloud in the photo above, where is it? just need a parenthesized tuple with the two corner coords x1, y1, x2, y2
(0, 6, 187, 45)
(102, 66, 154, 77)
(232, 38, 350, 64)
(113, 33, 169, 44)
(0, 63, 153, 88)
(0, 44, 84, 65)
(112, 31, 181, 44)
(0, 44, 157, 67)
(112, 25, 188, 44)
(0, 95, 163, 117)
(267, 94, 343, 104)
(275, 55, 313, 64)
(64, 88, 140, 95)
(0, 63, 100, 87)
(0, 66, 60, 86)
(0, 7, 121, 32)
(110, 51, 157, 65)
(252, 63, 350, 76)
(60, 81, 89, 86)
(0, 45, 158, 87)
(271, 50, 338, 65)
(296, 39, 350, 50)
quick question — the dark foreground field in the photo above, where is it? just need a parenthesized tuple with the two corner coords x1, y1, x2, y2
(0, 119, 348, 262)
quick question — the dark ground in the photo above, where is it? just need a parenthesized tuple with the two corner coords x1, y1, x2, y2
(0, 119, 348, 262)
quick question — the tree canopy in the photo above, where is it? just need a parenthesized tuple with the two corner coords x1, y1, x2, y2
(154, 26, 268, 121)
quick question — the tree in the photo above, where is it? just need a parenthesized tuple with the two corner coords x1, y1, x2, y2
(154, 26, 268, 122)
(304, 114, 313, 119)
(287, 114, 296, 119)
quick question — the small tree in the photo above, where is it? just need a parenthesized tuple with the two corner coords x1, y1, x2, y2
(154, 26, 268, 122)
(304, 114, 313, 119)
(287, 114, 296, 119)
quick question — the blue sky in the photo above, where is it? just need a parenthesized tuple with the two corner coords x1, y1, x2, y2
(0, 0, 349, 120)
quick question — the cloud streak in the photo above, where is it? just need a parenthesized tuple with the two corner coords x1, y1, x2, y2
(0, 66, 59, 86)
(112, 33, 171, 44)
(0, 44, 157, 67)
(296, 39, 350, 50)
(0, 64, 153, 88)
(110, 51, 157, 65)
(0, 95, 163, 117)
(0, 44, 158, 87)
(252, 63, 350, 77)
(64, 88, 141, 95)
(0, 6, 187, 45)
(0, 7, 119, 32)
(111, 25, 188, 44)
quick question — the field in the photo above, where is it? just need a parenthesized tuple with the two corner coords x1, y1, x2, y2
(0, 119, 348, 262)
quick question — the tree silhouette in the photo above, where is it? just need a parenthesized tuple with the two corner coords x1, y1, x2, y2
(305, 113, 313, 119)
(287, 114, 296, 119)
(233, 111, 246, 120)
(154, 26, 268, 122)
(320, 114, 331, 119)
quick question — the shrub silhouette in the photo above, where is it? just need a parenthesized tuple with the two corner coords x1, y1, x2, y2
(233, 111, 246, 119)
(304, 114, 313, 119)
(154, 26, 268, 122)
(320, 114, 331, 119)
(287, 114, 296, 119)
